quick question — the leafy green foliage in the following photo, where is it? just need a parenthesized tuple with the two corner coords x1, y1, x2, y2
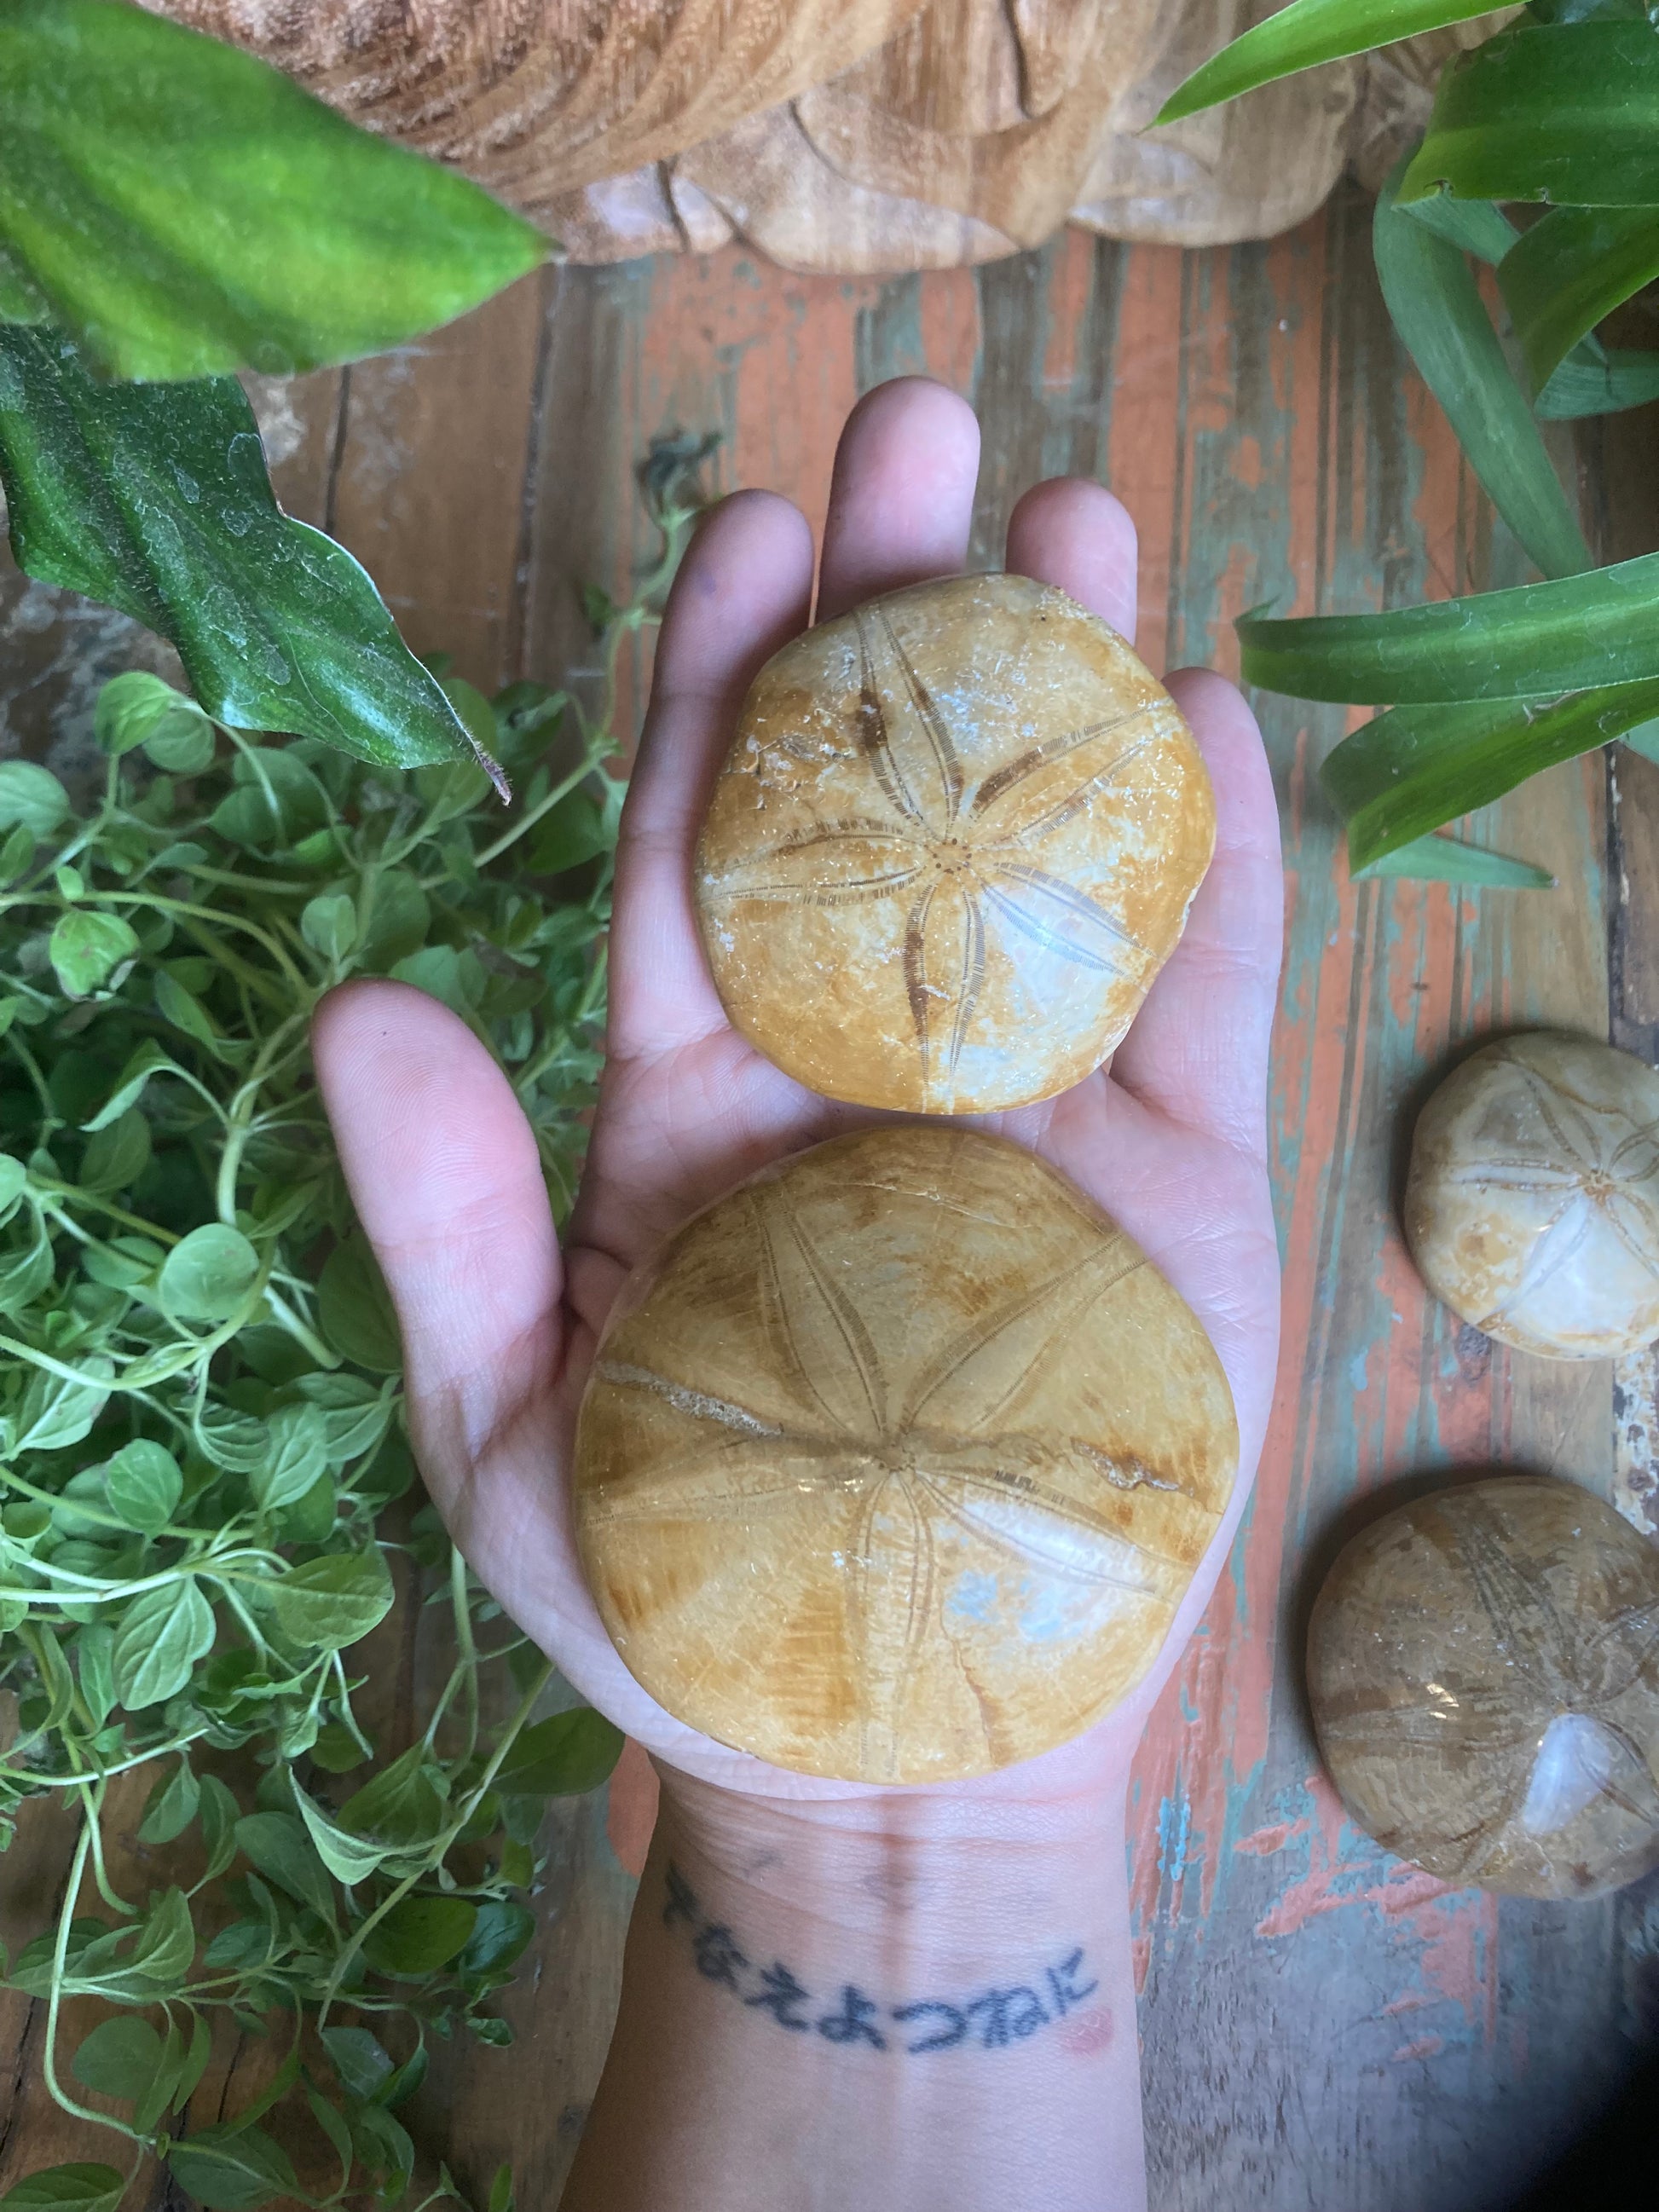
(1154, 0, 1507, 125)
(0, 0, 548, 382)
(1373, 159, 1591, 578)
(1402, 21, 1659, 206)
(1535, 333, 1659, 416)
(0, 538, 689, 2203)
(1240, 550, 1659, 701)
(0, 328, 493, 780)
(1498, 206, 1659, 393)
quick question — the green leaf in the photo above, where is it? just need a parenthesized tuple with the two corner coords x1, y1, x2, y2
(306, 2084, 356, 2176)
(0, 0, 548, 383)
(1352, 832, 1555, 884)
(337, 1745, 447, 1852)
(528, 790, 610, 875)
(458, 1898, 536, 1979)
(1399, 192, 1517, 262)
(234, 1811, 336, 1922)
(112, 1580, 215, 1708)
(268, 1549, 395, 1651)
(317, 1233, 402, 1373)
(48, 909, 138, 997)
(1154, 0, 1508, 124)
(0, 326, 495, 777)
(70, 2015, 164, 2102)
(1402, 24, 1659, 207)
(488, 2163, 516, 2212)
(79, 1109, 151, 1195)
(0, 758, 69, 836)
(137, 1755, 200, 1845)
(320, 2024, 394, 2105)
(165, 2125, 296, 2212)
(94, 671, 214, 769)
(1238, 546, 1659, 701)
(104, 1439, 182, 1533)
(128, 1886, 196, 1983)
(248, 1402, 328, 1515)
(0, 2167, 125, 2212)
(77, 1624, 115, 1729)
(1321, 679, 1659, 867)
(290, 1780, 390, 1886)
(361, 1895, 477, 1978)
(494, 1707, 625, 1797)
(1373, 155, 1591, 580)
(1535, 337, 1659, 416)
(1499, 206, 1659, 395)
(82, 1040, 187, 1130)
(198, 1773, 241, 1883)
(158, 1223, 260, 1325)
(300, 892, 357, 964)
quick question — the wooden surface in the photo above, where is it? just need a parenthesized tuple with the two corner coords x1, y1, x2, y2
(4, 189, 1659, 2209)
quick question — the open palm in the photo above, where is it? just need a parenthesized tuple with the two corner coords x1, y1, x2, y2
(313, 379, 1283, 1812)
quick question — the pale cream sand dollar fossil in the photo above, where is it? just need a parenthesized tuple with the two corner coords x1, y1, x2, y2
(1307, 1476, 1659, 1901)
(573, 1126, 1238, 1782)
(1404, 1032, 1659, 1360)
(694, 573, 1215, 1114)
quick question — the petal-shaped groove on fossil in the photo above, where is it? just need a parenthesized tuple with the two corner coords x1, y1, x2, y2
(1307, 1476, 1659, 1900)
(1405, 1032, 1659, 1359)
(695, 573, 1216, 1114)
(573, 1125, 1238, 1783)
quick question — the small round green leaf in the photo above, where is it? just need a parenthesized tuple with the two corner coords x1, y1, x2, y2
(165, 2125, 296, 2212)
(267, 1548, 394, 1650)
(94, 671, 215, 769)
(112, 1580, 215, 1708)
(317, 1233, 402, 1372)
(104, 1440, 182, 1533)
(0, 759, 69, 837)
(48, 910, 139, 999)
(159, 1223, 260, 1325)
(70, 2016, 164, 2102)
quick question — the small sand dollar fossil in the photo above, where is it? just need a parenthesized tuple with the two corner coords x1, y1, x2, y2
(694, 573, 1215, 1115)
(1404, 1031, 1659, 1359)
(1308, 1476, 1659, 1900)
(573, 1125, 1237, 1782)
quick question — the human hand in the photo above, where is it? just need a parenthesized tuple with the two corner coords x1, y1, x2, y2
(313, 378, 1283, 1824)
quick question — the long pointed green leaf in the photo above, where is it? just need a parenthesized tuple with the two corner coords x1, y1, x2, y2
(0, 0, 549, 382)
(1373, 158, 1591, 579)
(1154, 1, 1506, 126)
(1321, 680, 1659, 868)
(1499, 205, 1659, 393)
(1353, 832, 1554, 885)
(1535, 336, 1659, 415)
(1239, 547, 1659, 701)
(0, 326, 490, 777)
(1402, 24, 1659, 207)
(1400, 193, 1517, 262)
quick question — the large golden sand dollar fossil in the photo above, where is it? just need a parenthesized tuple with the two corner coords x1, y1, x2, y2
(694, 574, 1215, 1115)
(573, 1125, 1238, 1782)
(1404, 1032, 1659, 1360)
(1307, 1476, 1659, 1901)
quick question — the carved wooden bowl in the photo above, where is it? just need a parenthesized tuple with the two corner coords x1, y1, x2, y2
(1307, 1476, 1659, 1900)
(1404, 1032, 1659, 1359)
(573, 1124, 1238, 1782)
(694, 574, 1215, 1115)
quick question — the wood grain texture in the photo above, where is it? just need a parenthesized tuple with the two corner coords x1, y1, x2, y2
(3, 191, 1657, 2208)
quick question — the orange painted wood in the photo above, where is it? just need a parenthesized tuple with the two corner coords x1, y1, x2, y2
(2, 201, 1656, 2209)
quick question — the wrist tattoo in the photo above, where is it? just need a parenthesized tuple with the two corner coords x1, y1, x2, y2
(662, 1860, 1101, 2056)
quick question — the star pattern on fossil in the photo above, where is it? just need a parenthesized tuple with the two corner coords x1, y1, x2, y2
(704, 605, 1164, 1102)
(585, 1176, 1200, 1744)
(1435, 1054, 1659, 1328)
(1319, 1510, 1659, 1878)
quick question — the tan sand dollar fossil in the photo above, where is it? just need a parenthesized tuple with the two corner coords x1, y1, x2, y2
(1404, 1032, 1659, 1360)
(1307, 1476, 1659, 1901)
(573, 1125, 1238, 1782)
(694, 574, 1215, 1114)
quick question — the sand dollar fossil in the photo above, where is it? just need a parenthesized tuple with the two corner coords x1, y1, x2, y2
(1308, 1476, 1659, 1900)
(573, 1124, 1238, 1782)
(1404, 1032, 1659, 1360)
(693, 573, 1215, 1114)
